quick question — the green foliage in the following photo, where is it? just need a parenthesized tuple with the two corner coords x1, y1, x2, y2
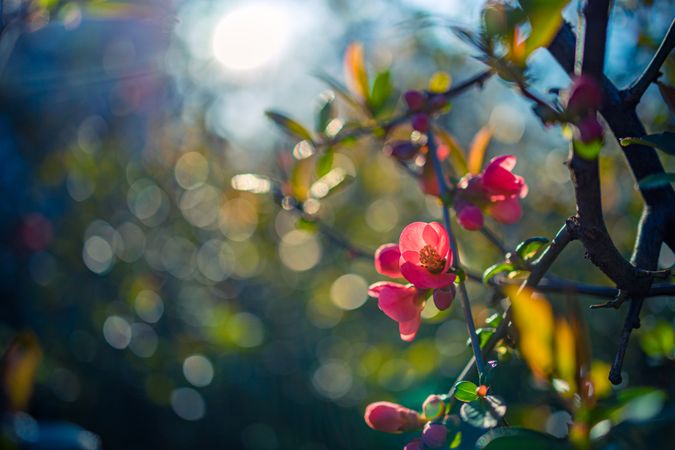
(454, 380, 479, 402)
(638, 173, 675, 190)
(515, 236, 549, 262)
(265, 110, 314, 142)
(476, 427, 571, 450)
(620, 132, 675, 156)
(459, 396, 507, 429)
(482, 262, 515, 284)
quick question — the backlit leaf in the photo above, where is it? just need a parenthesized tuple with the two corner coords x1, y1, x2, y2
(482, 262, 515, 284)
(515, 236, 549, 261)
(369, 69, 395, 116)
(468, 127, 491, 174)
(454, 380, 479, 402)
(522, 0, 570, 58)
(1, 332, 42, 411)
(265, 111, 314, 142)
(344, 42, 369, 102)
(554, 318, 576, 396)
(434, 127, 469, 176)
(506, 286, 554, 380)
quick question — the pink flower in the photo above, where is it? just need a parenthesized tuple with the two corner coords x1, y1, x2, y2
(456, 203, 484, 230)
(481, 155, 528, 201)
(487, 197, 522, 224)
(364, 401, 423, 434)
(374, 244, 402, 278)
(368, 282, 425, 341)
(398, 222, 456, 289)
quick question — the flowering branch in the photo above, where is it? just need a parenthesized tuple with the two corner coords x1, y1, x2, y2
(427, 129, 487, 377)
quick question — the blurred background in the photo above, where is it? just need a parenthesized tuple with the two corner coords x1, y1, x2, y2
(0, 0, 673, 448)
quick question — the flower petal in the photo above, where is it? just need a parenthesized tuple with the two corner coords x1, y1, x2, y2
(399, 222, 428, 254)
(399, 315, 422, 342)
(374, 243, 402, 278)
(377, 285, 420, 322)
(422, 224, 440, 247)
(488, 197, 522, 224)
(400, 262, 456, 289)
(428, 221, 449, 257)
(368, 281, 405, 298)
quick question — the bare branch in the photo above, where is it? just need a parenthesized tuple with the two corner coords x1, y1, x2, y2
(624, 19, 675, 104)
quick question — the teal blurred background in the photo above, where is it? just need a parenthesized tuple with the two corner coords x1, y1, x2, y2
(0, 0, 672, 449)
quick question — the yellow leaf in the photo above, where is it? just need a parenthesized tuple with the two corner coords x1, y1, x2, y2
(589, 360, 612, 399)
(290, 157, 313, 202)
(1, 332, 42, 411)
(433, 127, 468, 176)
(428, 71, 452, 94)
(344, 42, 370, 102)
(506, 286, 553, 381)
(555, 318, 576, 396)
(467, 127, 492, 174)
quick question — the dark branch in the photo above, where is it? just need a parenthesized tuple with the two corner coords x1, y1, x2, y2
(624, 19, 675, 104)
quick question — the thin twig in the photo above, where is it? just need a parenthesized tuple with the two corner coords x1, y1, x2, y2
(427, 129, 487, 378)
(480, 226, 509, 256)
(624, 19, 675, 104)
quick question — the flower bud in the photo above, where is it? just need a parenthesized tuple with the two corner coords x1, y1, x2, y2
(422, 422, 448, 448)
(411, 113, 429, 133)
(567, 75, 602, 116)
(384, 140, 419, 161)
(404, 439, 424, 450)
(456, 204, 484, 231)
(575, 115, 604, 143)
(476, 385, 489, 397)
(422, 394, 446, 420)
(404, 90, 426, 111)
(432, 286, 456, 311)
(364, 401, 423, 434)
(374, 243, 402, 278)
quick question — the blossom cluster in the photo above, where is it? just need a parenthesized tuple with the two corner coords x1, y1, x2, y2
(369, 222, 457, 341)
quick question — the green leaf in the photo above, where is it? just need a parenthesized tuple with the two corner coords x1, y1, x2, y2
(315, 93, 335, 133)
(368, 70, 395, 116)
(459, 395, 506, 429)
(468, 328, 496, 349)
(315, 150, 334, 178)
(515, 237, 549, 262)
(309, 168, 354, 199)
(482, 262, 515, 284)
(620, 132, 675, 156)
(612, 387, 666, 423)
(521, 0, 570, 58)
(638, 173, 675, 190)
(485, 313, 502, 328)
(476, 427, 571, 450)
(453, 381, 479, 402)
(265, 111, 313, 142)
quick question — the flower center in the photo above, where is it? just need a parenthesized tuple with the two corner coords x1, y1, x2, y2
(419, 245, 445, 274)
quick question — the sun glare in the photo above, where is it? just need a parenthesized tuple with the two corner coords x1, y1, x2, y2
(212, 3, 291, 72)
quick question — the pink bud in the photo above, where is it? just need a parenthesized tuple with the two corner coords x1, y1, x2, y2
(575, 116, 604, 143)
(411, 113, 429, 133)
(364, 401, 422, 434)
(422, 394, 446, 420)
(374, 244, 402, 278)
(404, 90, 426, 111)
(433, 285, 456, 311)
(567, 75, 602, 115)
(384, 141, 419, 161)
(422, 422, 448, 448)
(456, 204, 484, 231)
(404, 439, 424, 450)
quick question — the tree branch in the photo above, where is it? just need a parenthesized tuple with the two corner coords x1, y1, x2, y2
(624, 19, 675, 104)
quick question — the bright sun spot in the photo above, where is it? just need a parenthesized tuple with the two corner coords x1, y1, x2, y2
(212, 3, 292, 72)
